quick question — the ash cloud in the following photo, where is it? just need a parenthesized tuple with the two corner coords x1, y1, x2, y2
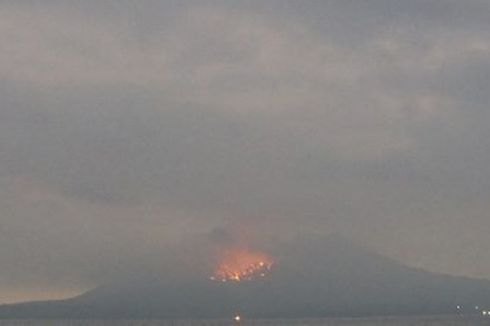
(1, 0, 490, 302)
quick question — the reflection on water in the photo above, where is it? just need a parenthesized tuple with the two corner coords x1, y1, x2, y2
(0, 316, 488, 325)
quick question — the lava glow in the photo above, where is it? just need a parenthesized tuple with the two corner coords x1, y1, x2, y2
(211, 249, 274, 282)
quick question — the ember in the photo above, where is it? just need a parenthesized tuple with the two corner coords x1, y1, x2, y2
(211, 248, 274, 282)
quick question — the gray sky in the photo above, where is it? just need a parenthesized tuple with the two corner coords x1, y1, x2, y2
(1, 0, 490, 303)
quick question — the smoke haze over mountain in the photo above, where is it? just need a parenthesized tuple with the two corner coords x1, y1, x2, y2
(1, 0, 490, 304)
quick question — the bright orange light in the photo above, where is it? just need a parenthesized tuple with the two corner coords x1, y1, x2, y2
(213, 248, 274, 282)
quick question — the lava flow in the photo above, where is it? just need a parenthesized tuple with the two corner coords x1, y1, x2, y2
(210, 248, 274, 282)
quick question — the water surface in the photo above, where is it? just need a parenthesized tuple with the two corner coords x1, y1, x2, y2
(0, 316, 487, 325)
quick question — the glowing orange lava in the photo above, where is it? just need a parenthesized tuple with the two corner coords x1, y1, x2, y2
(211, 248, 274, 282)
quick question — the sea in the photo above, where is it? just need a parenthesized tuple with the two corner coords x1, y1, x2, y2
(0, 316, 488, 326)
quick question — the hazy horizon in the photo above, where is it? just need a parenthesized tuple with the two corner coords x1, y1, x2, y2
(1, 0, 490, 306)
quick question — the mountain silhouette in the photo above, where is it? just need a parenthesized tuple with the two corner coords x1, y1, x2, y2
(1, 236, 489, 318)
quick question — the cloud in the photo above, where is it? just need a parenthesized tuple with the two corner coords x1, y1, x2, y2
(1, 0, 490, 301)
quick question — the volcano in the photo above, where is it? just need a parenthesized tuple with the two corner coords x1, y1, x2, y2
(1, 236, 490, 319)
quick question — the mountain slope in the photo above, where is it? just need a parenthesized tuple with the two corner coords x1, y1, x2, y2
(1, 236, 489, 318)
